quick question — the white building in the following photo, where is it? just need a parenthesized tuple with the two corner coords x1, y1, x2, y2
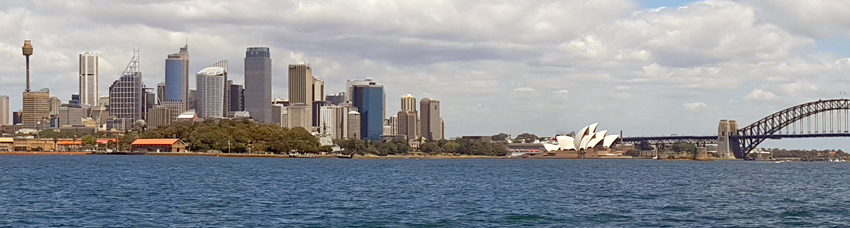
(196, 67, 225, 118)
(79, 52, 98, 106)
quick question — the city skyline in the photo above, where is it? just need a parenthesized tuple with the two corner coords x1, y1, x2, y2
(1, 1, 850, 149)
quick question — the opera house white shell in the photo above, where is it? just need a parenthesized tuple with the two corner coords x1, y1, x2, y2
(545, 123, 619, 151)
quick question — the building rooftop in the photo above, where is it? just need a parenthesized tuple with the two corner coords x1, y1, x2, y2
(131, 139, 180, 146)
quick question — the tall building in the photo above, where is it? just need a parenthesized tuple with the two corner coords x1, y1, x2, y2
(48, 96, 60, 116)
(156, 82, 165, 105)
(286, 105, 311, 130)
(208, 60, 229, 114)
(146, 105, 174, 129)
(0, 95, 8, 125)
(347, 111, 361, 140)
(352, 83, 384, 141)
(22, 89, 50, 129)
(244, 47, 272, 123)
(196, 66, 226, 118)
(326, 92, 345, 105)
(79, 52, 98, 106)
(108, 51, 144, 128)
(312, 77, 325, 128)
(420, 98, 443, 140)
(289, 64, 313, 104)
(229, 84, 244, 112)
(22, 39, 33, 92)
(398, 94, 418, 140)
(164, 44, 189, 110)
(384, 116, 398, 136)
(319, 105, 351, 139)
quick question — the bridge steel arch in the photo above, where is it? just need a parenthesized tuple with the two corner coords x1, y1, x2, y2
(731, 99, 850, 158)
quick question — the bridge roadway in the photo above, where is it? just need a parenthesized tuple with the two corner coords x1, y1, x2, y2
(621, 133, 850, 145)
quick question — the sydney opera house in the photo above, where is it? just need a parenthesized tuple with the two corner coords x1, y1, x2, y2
(511, 123, 623, 158)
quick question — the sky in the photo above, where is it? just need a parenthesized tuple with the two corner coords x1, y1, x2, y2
(2, 0, 850, 149)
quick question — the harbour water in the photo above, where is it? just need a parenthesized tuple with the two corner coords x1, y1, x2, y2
(1, 156, 849, 227)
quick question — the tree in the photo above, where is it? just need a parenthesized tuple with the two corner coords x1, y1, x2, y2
(420, 142, 442, 153)
(441, 141, 460, 153)
(671, 142, 696, 153)
(491, 133, 510, 142)
(81, 135, 97, 146)
(515, 133, 539, 143)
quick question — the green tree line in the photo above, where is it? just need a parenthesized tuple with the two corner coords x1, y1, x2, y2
(139, 119, 320, 153)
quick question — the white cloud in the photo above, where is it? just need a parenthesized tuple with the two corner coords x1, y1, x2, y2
(553, 89, 569, 96)
(683, 102, 707, 112)
(745, 88, 779, 101)
(514, 87, 536, 93)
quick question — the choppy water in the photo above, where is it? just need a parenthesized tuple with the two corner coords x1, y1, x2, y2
(1, 156, 849, 227)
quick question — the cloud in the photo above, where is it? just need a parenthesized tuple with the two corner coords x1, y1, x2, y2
(683, 102, 707, 112)
(514, 87, 536, 93)
(553, 89, 569, 96)
(745, 88, 779, 101)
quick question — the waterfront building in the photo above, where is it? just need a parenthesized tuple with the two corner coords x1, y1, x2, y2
(130, 139, 186, 153)
(108, 52, 144, 130)
(244, 47, 272, 123)
(352, 83, 384, 141)
(420, 98, 443, 140)
(0, 95, 8, 125)
(347, 111, 361, 139)
(79, 52, 98, 106)
(196, 66, 226, 118)
(164, 44, 189, 111)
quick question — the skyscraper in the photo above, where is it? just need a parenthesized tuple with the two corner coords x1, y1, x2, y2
(397, 94, 418, 140)
(156, 82, 165, 105)
(312, 77, 325, 127)
(352, 83, 384, 141)
(108, 51, 144, 127)
(229, 84, 244, 112)
(289, 64, 313, 105)
(244, 47, 271, 123)
(164, 44, 189, 110)
(420, 98, 443, 140)
(0, 95, 8, 125)
(79, 52, 98, 106)
(196, 66, 226, 118)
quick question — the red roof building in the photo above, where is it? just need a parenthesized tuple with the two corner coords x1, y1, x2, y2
(131, 139, 187, 153)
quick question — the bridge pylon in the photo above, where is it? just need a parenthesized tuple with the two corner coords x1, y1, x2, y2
(717, 120, 739, 159)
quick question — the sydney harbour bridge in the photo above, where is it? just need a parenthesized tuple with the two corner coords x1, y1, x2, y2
(621, 99, 850, 159)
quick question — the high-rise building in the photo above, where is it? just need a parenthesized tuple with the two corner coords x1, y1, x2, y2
(79, 52, 98, 106)
(208, 60, 229, 114)
(156, 82, 165, 105)
(244, 47, 272, 123)
(13, 110, 22, 125)
(147, 105, 174, 129)
(196, 66, 226, 118)
(326, 92, 345, 106)
(420, 98, 443, 140)
(108, 51, 144, 128)
(347, 111, 361, 140)
(286, 104, 311, 130)
(229, 84, 244, 112)
(398, 94, 418, 140)
(289, 64, 313, 104)
(0, 95, 8, 125)
(188, 89, 197, 110)
(22, 89, 50, 129)
(312, 77, 325, 128)
(48, 96, 60, 116)
(352, 83, 384, 141)
(58, 105, 84, 127)
(384, 116, 398, 136)
(320, 105, 351, 139)
(164, 44, 189, 110)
